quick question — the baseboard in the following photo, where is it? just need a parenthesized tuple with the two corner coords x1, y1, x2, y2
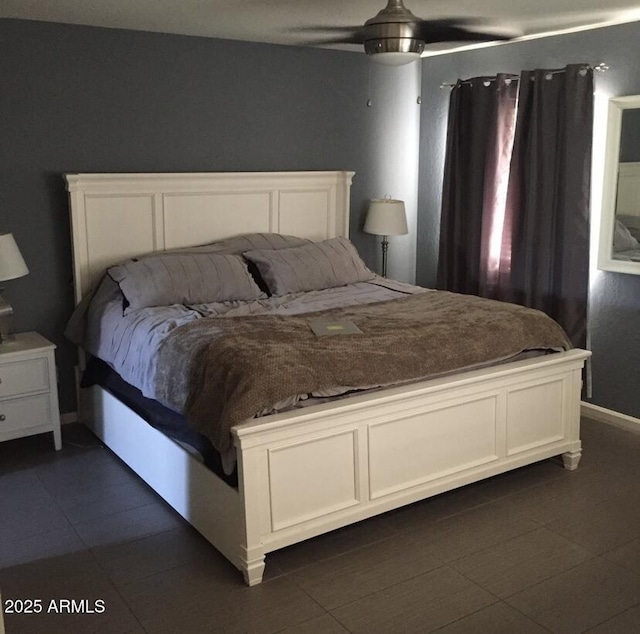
(60, 411, 78, 425)
(581, 401, 640, 434)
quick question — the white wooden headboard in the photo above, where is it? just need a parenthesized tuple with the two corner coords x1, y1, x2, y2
(66, 171, 354, 304)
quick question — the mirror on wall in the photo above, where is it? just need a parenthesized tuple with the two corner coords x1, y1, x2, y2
(598, 95, 640, 274)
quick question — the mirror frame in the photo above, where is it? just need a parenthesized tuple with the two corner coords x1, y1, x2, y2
(598, 94, 640, 275)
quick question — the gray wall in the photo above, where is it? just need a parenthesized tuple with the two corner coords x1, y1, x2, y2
(0, 18, 420, 414)
(417, 21, 640, 418)
(366, 62, 421, 282)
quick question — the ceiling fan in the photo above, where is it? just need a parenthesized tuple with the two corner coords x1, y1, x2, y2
(302, 0, 511, 66)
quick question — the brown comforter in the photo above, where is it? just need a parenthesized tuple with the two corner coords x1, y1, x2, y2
(156, 291, 571, 453)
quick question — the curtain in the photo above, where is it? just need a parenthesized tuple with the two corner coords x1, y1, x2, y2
(505, 65, 593, 349)
(437, 64, 593, 349)
(437, 75, 518, 295)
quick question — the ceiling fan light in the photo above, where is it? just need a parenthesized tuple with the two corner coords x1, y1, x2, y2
(369, 51, 421, 65)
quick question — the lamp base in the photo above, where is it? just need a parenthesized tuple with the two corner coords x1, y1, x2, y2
(380, 235, 389, 278)
(0, 293, 16, 345)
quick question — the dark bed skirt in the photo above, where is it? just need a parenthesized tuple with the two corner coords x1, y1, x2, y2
(81, 358, 238, 487)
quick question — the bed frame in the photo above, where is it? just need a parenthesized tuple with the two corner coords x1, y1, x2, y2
(66, 171, 591, 586)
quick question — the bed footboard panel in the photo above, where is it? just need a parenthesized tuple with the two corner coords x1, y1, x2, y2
(234, 350, 588, 560)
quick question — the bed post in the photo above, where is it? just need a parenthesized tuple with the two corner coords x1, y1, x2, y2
(561, 449, 582, 470)
(561, 364, 584, 471)
(240, 551, 266, 587)
(235, 444, 266, 586)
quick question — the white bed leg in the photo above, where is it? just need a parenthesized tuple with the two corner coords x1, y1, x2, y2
(241, 554, 266, 586)
(562, 449, 582, 471)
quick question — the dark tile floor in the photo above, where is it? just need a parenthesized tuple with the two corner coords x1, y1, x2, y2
(1, 418, 639, 633)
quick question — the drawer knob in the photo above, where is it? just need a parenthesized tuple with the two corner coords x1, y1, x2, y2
(0, 414, 5, 421)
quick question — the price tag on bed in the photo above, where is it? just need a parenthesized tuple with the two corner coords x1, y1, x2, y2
(308, 319, 363, 337)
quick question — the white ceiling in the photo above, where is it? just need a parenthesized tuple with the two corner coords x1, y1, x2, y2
(3, 0, 640, 56)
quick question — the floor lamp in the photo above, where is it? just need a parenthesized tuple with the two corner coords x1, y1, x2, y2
(363, 198, 408, 278)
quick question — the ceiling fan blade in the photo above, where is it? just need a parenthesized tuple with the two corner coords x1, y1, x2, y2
(291, 25, 362, 34)
(415, 20, 511, 44)
(299, 34, 366, 46)
(288, 25, 365, 44)
(288, 8, 511, 51)
(287, 25, 365, 45)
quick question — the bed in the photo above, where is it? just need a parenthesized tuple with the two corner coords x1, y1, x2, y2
(66, 170, 591, 586)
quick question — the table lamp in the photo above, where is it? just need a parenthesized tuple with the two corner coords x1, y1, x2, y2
(363, 198, 408, 277)
(0, 233, 29, 344)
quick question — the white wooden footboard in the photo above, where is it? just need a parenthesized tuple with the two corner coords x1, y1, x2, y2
(80, 330, 588, 587)
(234, 349, 589, 585)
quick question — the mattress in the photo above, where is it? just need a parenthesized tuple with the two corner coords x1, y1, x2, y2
(81, 357, 238, 486)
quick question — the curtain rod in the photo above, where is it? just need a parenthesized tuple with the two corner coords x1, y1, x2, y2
(439, 62, 610, 89)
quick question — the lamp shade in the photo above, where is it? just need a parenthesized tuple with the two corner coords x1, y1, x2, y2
(0, 233, 29, 282)
(363, 199, 408, 236)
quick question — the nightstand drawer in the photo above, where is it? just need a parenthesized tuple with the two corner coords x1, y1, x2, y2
(0, 357, 50, 398)
(0, 394, 52, 434)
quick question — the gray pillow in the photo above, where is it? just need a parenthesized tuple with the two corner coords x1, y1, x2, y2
(108, 253, 265, 312)
(244, 237, 375, 296)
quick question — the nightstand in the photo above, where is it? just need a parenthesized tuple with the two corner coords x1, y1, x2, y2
(0, 332, 61, 450)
